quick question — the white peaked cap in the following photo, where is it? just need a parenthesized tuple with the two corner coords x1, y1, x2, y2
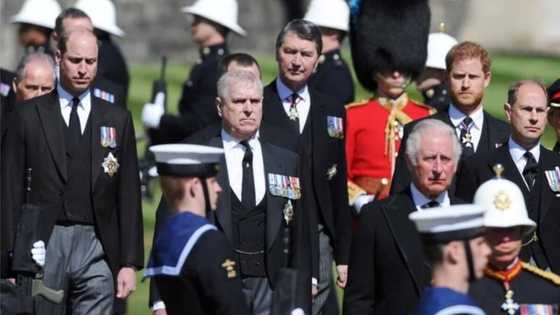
(426, 32, 458, 70)
(182, 0, 246, 36)
(304, 0, 350, 32)
(11, 0, 61, 29)
(474, 173, 536, 237)
(74, 0, 125, 37)
(151, 144, 223, 165)
(409, 204, 486, 243)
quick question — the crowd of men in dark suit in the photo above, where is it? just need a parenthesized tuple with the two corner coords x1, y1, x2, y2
(3, 0, 560, 315)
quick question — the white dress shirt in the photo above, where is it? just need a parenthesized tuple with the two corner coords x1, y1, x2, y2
(448, 103, 484, 152)
(410, 183, 450, 211)
(276, 78, 311, 134)
(57, 84, 91, 134)
(221, 129, 266, 204)
(508, 137, 541, 189)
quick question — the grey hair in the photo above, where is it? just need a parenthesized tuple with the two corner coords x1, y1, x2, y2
(15, 52, 56, 83)
(275, 19, 322, 55)
(217, 70, 263, 100)
(405, 119, 462, 166)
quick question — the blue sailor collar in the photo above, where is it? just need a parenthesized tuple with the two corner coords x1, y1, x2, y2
(145, 212, 216, 277)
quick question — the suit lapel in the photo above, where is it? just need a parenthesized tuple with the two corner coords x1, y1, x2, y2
(211, 136, 233, 241)
(382, 191, 426, 294)
(538, 147, 555, 222)
(310, 90, 326, 171)
(478, 111, 492, 154)
(36, 91, 67, 181)
(90, 97, 108, 187)
(261, 143, 285, 250)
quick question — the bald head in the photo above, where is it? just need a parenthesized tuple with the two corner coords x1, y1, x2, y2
(14, 52, 56, 101)
(56, 29, 98, 96)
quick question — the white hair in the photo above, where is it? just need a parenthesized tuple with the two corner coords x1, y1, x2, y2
(405, 118, 462, 166)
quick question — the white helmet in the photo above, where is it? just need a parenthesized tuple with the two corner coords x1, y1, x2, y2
(304, 0, 350, 32)
(10, 0, 61, 30)
(74, 0, 125, 37)
(473, 165, 536, 237)
(426, 32, 458, 70)
(183, 0, 246, 37)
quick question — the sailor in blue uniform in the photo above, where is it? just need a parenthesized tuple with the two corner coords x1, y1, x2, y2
(409, 204, 491, 315)
(144, 143, 250, 315)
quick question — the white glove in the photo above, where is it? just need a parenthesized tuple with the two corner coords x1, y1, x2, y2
(30, 240, 46, 267)
(291, 308, 305, 315)
(151, 300, 166, 312)
(142, 92, 165, 129)
(354, 194, 375, 214)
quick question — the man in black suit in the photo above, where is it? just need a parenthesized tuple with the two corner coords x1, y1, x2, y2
(455, 79, 560, 274)
(391, 41, 510, 194)
(262, 19, 350, 314)
(0, 68, 15, 279)
(3, 29, 143, 314)
(149, 71, 312, 315)
(343, 118, 464, 315)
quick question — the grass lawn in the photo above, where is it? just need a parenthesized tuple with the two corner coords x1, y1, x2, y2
(126, 52, 560, 314)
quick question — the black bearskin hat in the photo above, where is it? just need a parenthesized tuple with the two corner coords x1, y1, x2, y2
(350, 0, 431, 92)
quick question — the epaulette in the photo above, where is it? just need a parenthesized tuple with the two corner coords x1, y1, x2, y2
(522, 262, 560, 285)
(345, 99, 369, 110)
(411, 99, 437, 115)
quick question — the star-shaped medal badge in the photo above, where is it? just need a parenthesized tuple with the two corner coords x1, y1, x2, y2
(102, 152, 119, 177)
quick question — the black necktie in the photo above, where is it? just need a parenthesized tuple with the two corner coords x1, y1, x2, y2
(240, 140, 255, 209)
(67, 98, 82, 149)
(523, 151, 538, 190)
(288, 93, 300, 134)
(421, 200, 440, 209)
(459, 116, 474, 157)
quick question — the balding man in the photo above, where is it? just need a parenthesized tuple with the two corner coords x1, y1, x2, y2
(3, 29, 143, 314)
(12, 52, 56, 102)
(456, 80, 560, 274)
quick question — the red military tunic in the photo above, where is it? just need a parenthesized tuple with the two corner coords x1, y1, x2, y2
(346, 93, 434, 201)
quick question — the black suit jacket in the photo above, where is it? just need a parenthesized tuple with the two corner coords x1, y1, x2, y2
(343, 189, 464, 315)
(390, 109, 510, 195)
(149, 129, 312, 312)
(455, 144, 560, 273)
(2, 90, 144, 277)
(262, 81, 351, 265)
(0, 68, 15, 277)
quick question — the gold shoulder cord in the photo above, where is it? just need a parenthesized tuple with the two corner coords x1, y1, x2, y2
(522, 262, 560, 285)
